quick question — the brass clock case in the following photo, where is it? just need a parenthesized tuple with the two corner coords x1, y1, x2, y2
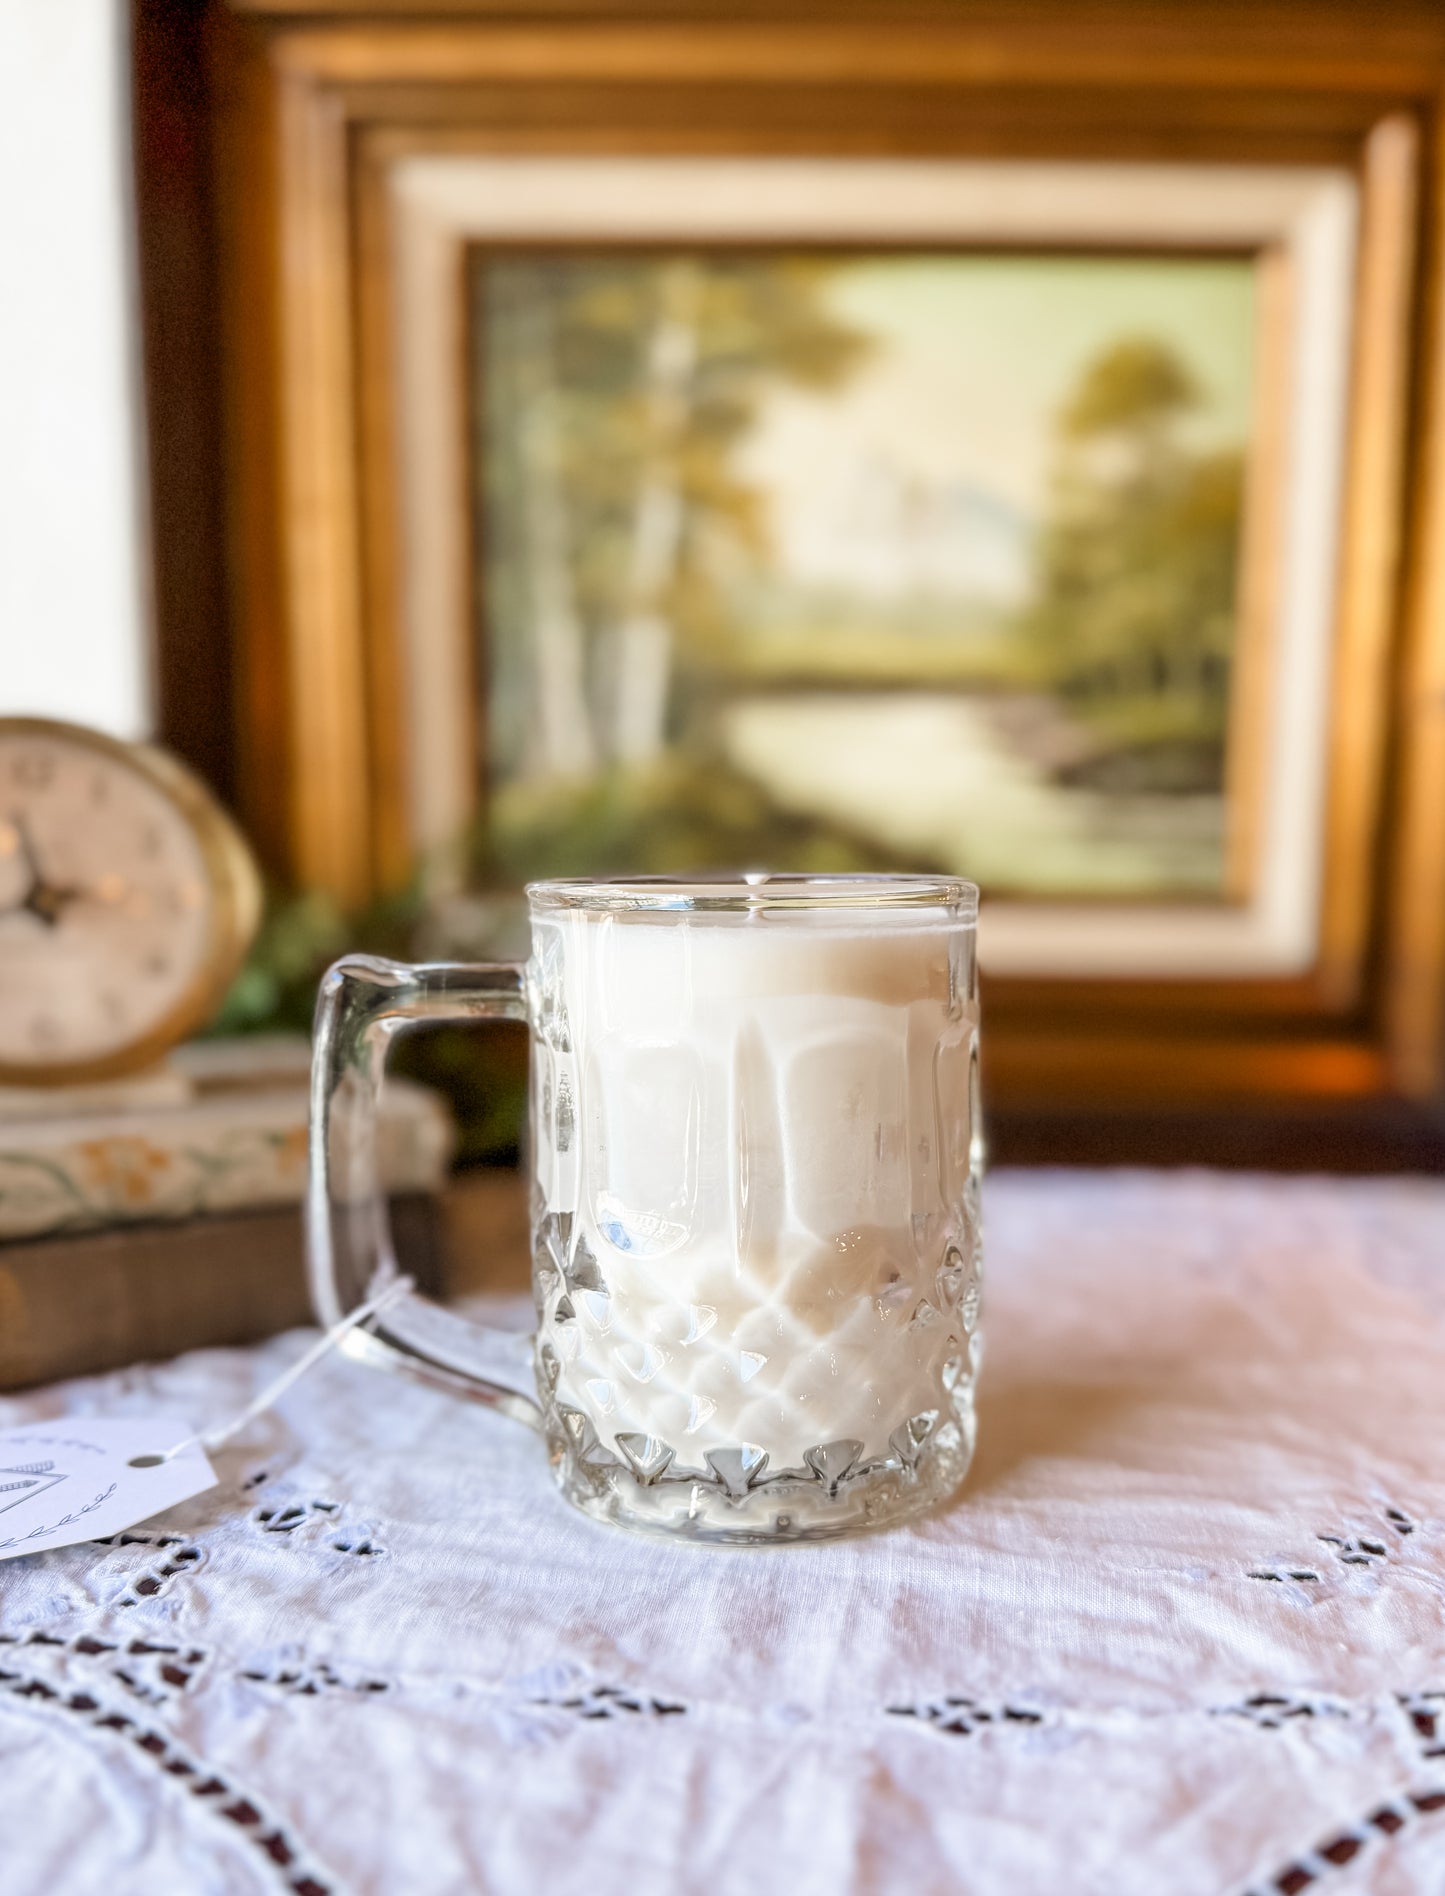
(0, 717, 263, 1085)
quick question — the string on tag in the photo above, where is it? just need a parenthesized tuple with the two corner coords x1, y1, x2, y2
(132, 1277, 416, 1469)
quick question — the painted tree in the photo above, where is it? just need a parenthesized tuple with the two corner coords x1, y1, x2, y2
(480, 254, 871, 783)
(1020, 336, 1245, 782)
(483, 266, 596, 781)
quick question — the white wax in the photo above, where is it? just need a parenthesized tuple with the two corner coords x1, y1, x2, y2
(533, 909, 978, 1467)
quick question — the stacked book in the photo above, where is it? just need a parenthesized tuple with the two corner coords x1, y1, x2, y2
(0, 1037, 453, 1389)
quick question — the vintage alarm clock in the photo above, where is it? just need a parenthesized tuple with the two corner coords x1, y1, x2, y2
(0, 717, 262, 1083)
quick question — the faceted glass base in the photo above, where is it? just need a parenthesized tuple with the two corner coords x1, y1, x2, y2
(544, 1403, 976, 1545)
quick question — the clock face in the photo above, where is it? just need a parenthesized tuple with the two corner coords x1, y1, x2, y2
(0, 724, 256, 1078)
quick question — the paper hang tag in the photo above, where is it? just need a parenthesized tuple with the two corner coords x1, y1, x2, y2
(0, 1418, 216, 1561)
(0, 1279, 415, 1564)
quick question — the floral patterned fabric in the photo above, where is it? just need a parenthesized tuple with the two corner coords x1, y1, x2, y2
(0, 1080, 450, 1240)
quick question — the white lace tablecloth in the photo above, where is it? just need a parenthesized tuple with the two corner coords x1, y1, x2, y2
(4, 1169, 1445, 1896)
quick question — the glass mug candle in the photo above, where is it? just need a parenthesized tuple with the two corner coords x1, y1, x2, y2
(308, 874, 982, 1544)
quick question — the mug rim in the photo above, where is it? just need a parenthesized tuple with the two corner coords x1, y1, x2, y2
(525, 871, 978, 919)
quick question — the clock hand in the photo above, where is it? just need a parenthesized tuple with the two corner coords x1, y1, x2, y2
(0, 812, 40, 918)
(24, 881, 89, 928)
(6, 812, 88, 929)
(10, 811, 42, 891)
(0, 883, 90, 925)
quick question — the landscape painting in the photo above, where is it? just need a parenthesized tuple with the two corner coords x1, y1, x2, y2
(472, 249, 1259, 896)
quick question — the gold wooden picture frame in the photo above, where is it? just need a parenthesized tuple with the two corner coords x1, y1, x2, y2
(202, 0, 1445, 1127)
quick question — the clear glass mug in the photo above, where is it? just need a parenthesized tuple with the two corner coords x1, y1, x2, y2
(308, 874, 982, 1544)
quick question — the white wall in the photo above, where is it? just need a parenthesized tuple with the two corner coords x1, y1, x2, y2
(0, 0, 151, 738)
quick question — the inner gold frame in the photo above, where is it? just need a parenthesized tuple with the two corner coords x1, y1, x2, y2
(382, 158, 1349, 981)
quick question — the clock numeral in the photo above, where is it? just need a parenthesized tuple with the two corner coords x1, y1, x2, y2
(139, 824, 165, 862)
(29, 1015, 61, 1051)
(12, 753, 54, 792)
(90, 771, 110, 807)
(99, 990, 126, 1027)
(143, 952, 171, 980)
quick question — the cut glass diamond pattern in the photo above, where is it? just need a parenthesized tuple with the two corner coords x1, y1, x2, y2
(803, 1440, 864, 1494)
(536, 1342, 561, 1394)
(534, 1258, 561, 1303)
(936, 1246, 965, 1306)
(554, 1069, 576, 1153)
(618, 1343, 667, 1384)
(584, 1378, 615, 1416)
(566, 1237, 604, 1295)
(615, 1433, 676, 1485)
(890, 1410, 939, 1466)
(580, 1289, 613, 1333)
(961, 1277, 982, 1334)
(560, 1406, 621, 1474)
(705, 1445, 770, 1498)
(682, 1304, 717, 1345)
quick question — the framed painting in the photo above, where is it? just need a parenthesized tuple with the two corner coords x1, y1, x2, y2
(389, 157, 1353, 982)
(165, 0, 1445, 1141)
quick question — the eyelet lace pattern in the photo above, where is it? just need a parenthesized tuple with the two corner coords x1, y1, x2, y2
(2, 1171, 1445, 1894)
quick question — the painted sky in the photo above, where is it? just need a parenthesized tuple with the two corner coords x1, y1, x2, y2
(737, 254, 1257, 605)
